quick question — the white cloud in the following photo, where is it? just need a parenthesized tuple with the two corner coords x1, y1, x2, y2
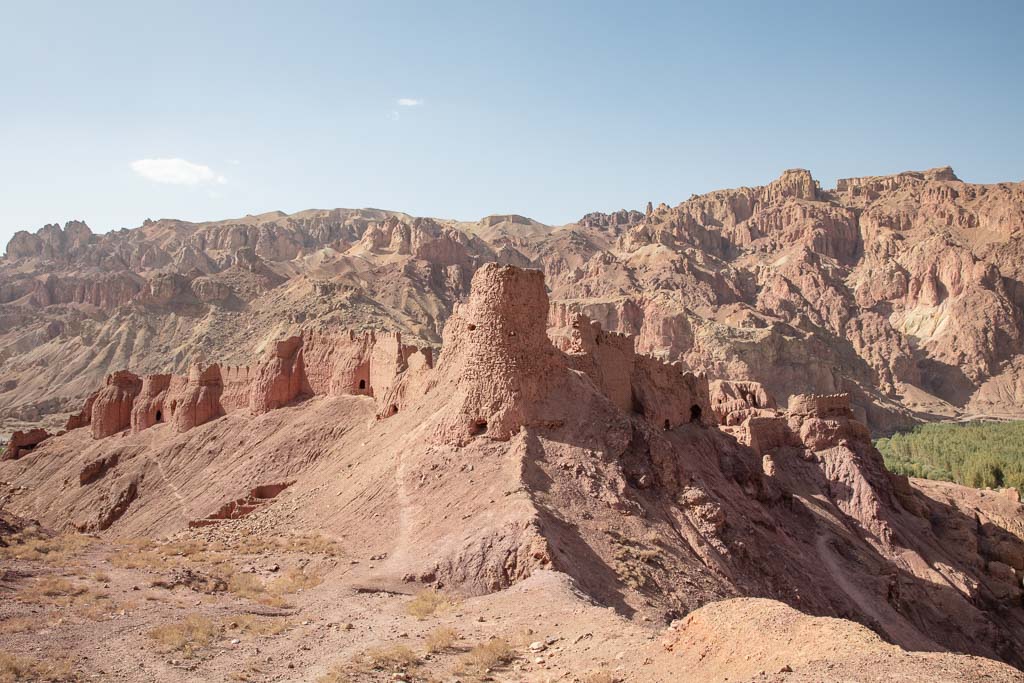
(397, 98, 423, 107)
(130, 158, 227, 186)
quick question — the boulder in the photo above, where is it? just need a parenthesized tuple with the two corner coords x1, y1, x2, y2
(1, 428, 51, 461)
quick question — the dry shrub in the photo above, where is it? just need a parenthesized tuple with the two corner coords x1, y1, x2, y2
(117, 537, 157, 552)
(269, 567, 322, 593)
(226, 569, 317, 607)
(108, 537, 229, 570)
(230, 533, 343, 557)
(0, 617, 46, 635)
(91, 571, 110, 583)
(425, 626, 459, 653)
(363, 644, 419, 670)
(157, 539, 208, 557)
(158, 539, 231, 566)
(508, 627, 538, 648)
(108, 549, 164, 570)
(457, 637, 514, 673)
(0, 533, 92, 564)
(22, 577, 87, 601)
(76, 592, 124, 621)
(405, 588, 456, 619)
(0, 652, 77, 681)
(227, 614, 292, 637)
(148, 615, 221, 655)
(273, 533, 344, 556)
(227, 573, 266, 600)
(17, 576, 120, 619)
(316, 665, 353, 683)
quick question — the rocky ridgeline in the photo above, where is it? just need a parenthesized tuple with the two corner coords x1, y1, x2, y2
(4, 166, 1024, 437)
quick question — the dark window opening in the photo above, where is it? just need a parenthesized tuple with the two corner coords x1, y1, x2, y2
(690, 404, 702, 423)
(155, 409, 163, 422)
(358, 379, 366, 390)
(663, 419, 671, 430)
(469, 419, 488, 436)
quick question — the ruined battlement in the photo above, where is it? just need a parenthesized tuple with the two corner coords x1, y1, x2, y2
(787, 393, 853, 419)
(70, 322, 433, 439)
(743, 415, 793, 455)
(72, 264, 715, 443)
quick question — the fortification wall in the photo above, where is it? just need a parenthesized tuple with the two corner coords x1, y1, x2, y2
(130, 373, 172, 433)
(221, 365, 255, 412)
(787, 393, 853, 419)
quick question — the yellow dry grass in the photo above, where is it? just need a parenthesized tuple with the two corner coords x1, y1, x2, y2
(362, 644, 419, 669)
(315, 665, 353, 683)
(226, 614, 292, 637)
(225, 567, 320, 607)
(16, 576, 120, 620)
(405, 588, 456, 619)
(456, 637, 514, 674)
(424, 626, 459, 653)
(0, 652, 77, 682)
(147, 615, 221, 656)
(0, 533, 93, 565)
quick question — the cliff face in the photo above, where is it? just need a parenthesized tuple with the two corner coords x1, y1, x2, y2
(2, 167, 1024, 436)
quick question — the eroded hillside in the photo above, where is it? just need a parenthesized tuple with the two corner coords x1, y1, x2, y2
(3, 166, 1024, 436)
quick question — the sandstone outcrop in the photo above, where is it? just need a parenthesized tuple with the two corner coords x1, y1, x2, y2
(1, 428, 50, 460)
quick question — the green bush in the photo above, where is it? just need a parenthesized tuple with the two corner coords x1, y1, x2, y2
(875, 420, 1024, 495)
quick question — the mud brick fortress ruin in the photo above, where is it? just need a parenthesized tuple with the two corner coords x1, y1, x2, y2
(1, 261, 907, 526)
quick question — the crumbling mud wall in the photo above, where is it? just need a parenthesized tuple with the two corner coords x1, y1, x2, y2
(66, 325, 432, 440)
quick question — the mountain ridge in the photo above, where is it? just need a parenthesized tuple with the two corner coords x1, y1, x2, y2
(3, 165, 1024, 438)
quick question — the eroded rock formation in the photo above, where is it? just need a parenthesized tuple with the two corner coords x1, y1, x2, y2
(4, 167, 1024, 435)
(1, 428, 50, 461)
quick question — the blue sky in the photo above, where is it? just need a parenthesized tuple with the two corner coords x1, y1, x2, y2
(2, 1, 1022, 246)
